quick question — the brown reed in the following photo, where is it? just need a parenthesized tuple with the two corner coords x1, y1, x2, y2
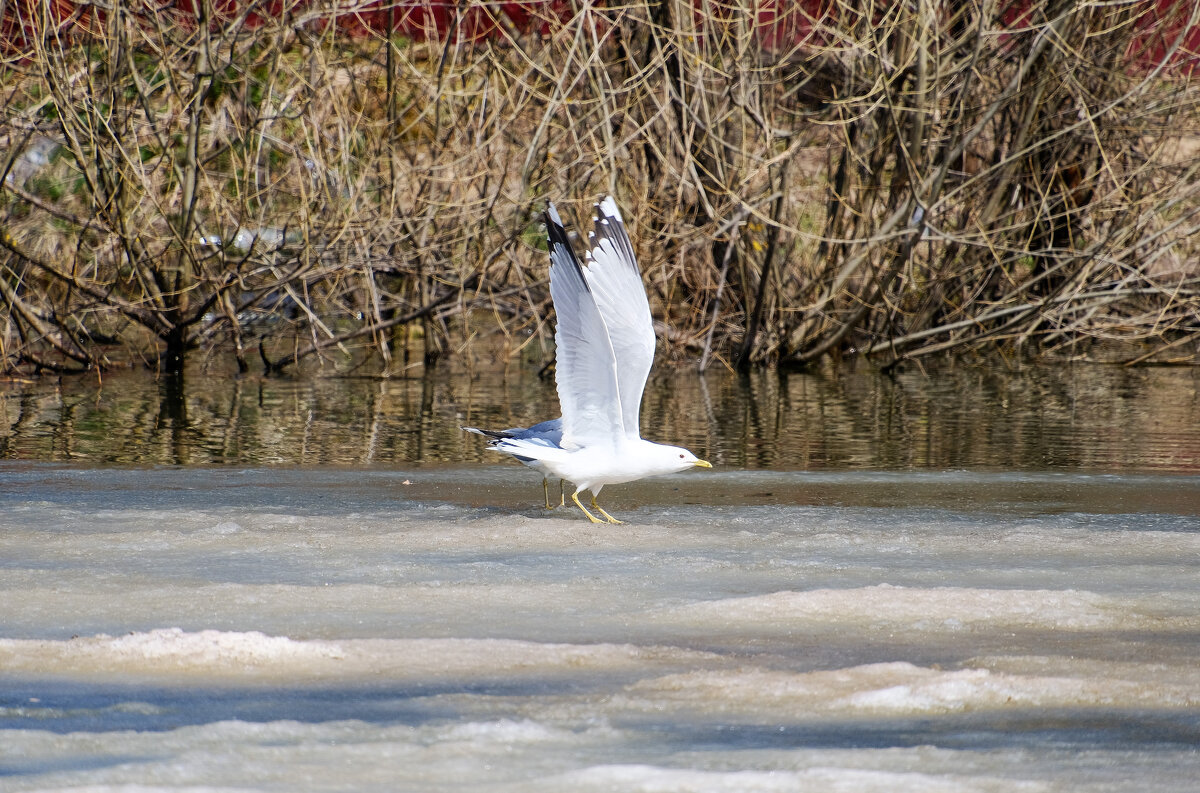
(1, 0, 1198, 376)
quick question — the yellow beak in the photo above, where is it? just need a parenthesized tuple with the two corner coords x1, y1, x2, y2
(694, 460, 713, 468)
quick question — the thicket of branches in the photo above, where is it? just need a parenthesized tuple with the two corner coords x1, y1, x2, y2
(1, 0, 1198, 376)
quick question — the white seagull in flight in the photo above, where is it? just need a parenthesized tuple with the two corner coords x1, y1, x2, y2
(466, 196, 711, 523)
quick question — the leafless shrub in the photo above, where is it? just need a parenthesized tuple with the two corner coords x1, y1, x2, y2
(1, 0, 1198, 376)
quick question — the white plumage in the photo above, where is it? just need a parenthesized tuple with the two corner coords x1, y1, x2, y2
(466, 197, 711, 523)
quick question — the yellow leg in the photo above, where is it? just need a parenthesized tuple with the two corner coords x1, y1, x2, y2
(591, 495, 623, 525)
(558, 479, 566, 507)
(542, 478, 554, 509)
(571, 491, 604, 523)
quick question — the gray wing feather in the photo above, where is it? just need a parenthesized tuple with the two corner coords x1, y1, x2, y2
(582, 196, 655, 441)
(545, 203, 625, 448)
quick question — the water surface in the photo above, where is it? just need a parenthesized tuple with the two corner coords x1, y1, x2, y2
(4, 363, 1198, 471)
(1, 364, 1198, 791)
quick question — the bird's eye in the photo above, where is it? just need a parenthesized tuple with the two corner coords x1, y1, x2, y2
(679, 454, 685, 459)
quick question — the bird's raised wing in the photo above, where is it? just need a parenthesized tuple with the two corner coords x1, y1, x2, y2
(545, 203, 625, 449)
(583, 196, 655, 441)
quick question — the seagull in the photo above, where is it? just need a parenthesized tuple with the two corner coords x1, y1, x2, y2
(467, 196, 711, 523)
(461, 419, 566, 508)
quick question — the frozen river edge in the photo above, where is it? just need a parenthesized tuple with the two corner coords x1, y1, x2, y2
(2, 465, 1199, 792)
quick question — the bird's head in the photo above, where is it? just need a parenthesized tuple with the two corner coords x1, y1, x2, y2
(654, 444, 713, 474)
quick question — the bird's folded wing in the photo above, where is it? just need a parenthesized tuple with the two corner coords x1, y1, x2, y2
(545, 203, 625, 448)
(518, 418, 564, 445)
(583, 196, 655, 441)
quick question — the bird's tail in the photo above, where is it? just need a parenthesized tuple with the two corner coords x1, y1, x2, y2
(460, 426, 513, 440)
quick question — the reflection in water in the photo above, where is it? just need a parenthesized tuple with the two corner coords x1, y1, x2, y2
(1, 363, 1199, 471)
(158, 370, 189, 463)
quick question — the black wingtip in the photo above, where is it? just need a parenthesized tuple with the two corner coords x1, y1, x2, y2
(544, 202, 572, 250)
(544, 200, 591, 290)
(584, 195, 639, 274)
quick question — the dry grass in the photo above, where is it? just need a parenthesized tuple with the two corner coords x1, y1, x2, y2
(1, 0, 1199, 376)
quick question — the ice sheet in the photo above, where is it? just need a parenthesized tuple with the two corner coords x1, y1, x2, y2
(0, 629, 718, 683)
(2, 466, 1198, 792)
(658, 585, 1193, 632)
